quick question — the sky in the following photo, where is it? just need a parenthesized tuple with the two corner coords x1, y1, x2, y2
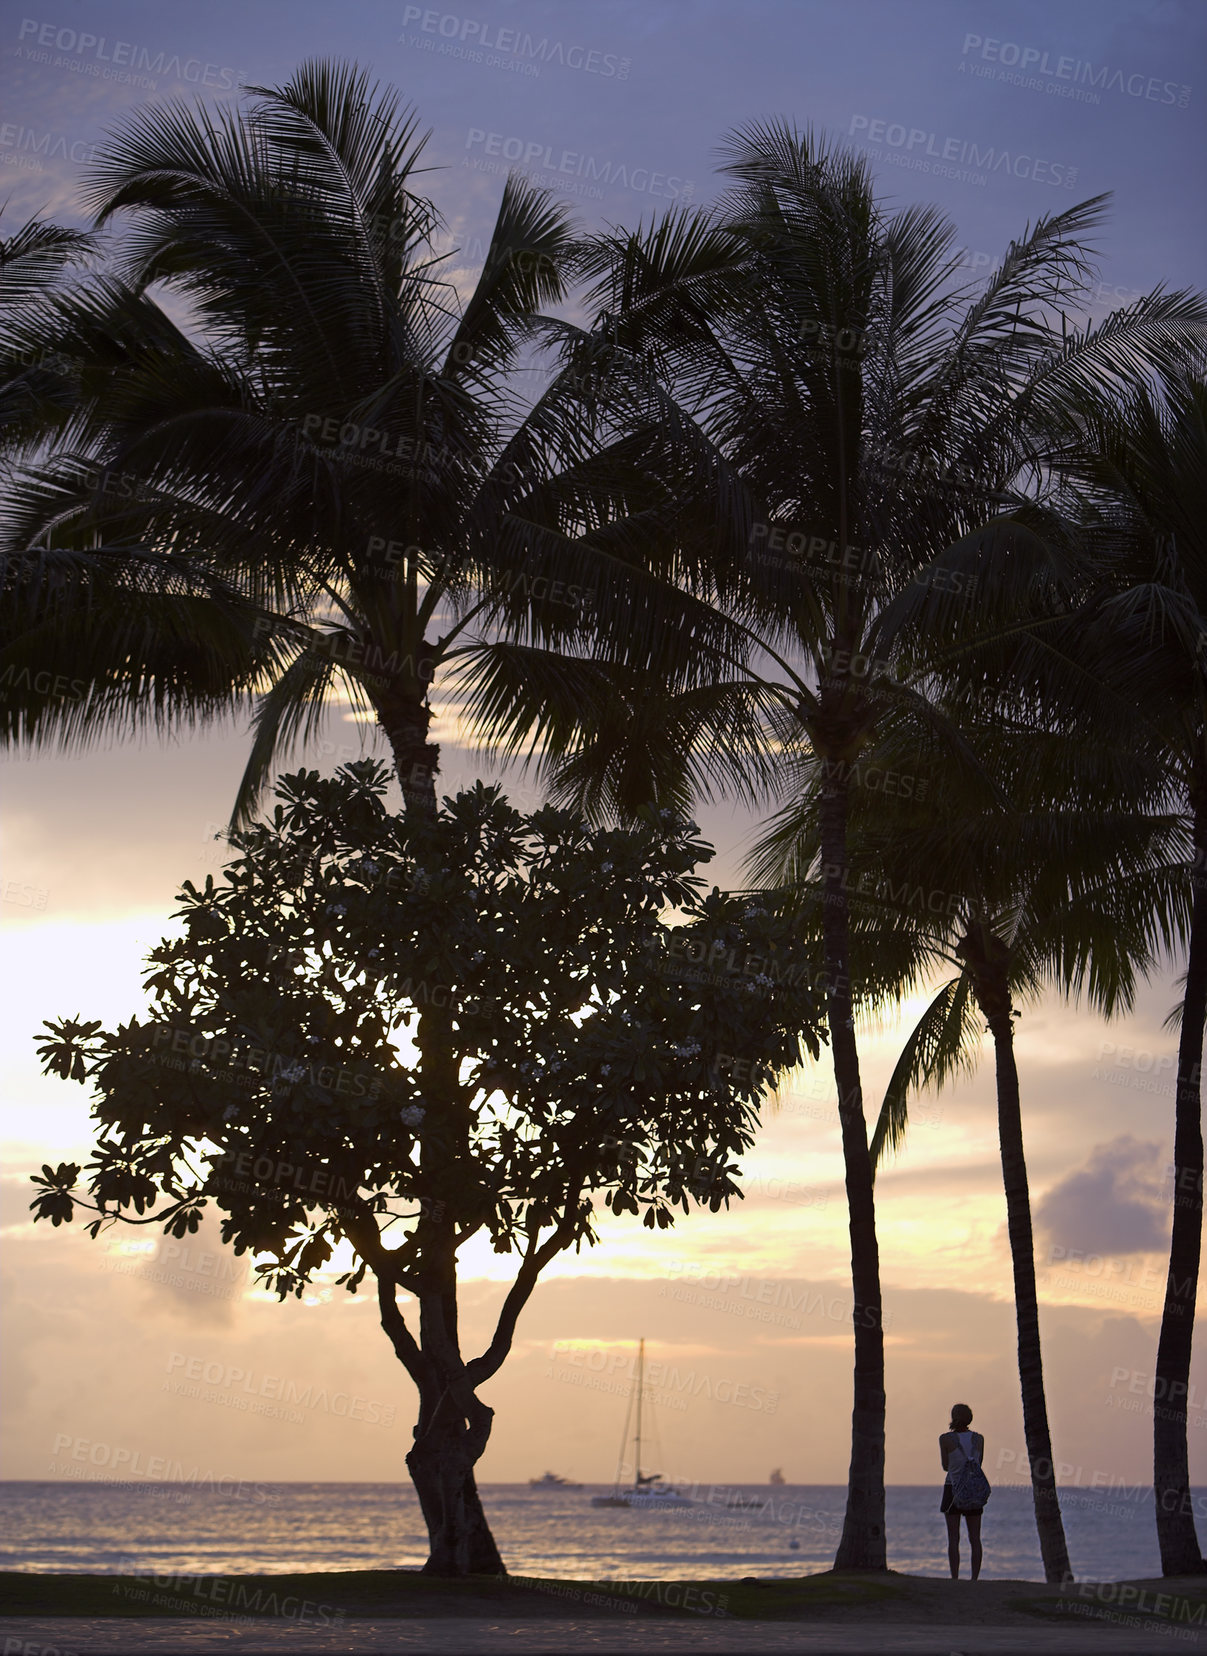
(2, 0, 1206, 1517)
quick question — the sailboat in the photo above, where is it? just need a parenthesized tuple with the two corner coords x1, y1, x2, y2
(591, 1338, 693, 1509)
(770, 1468, 787, 1486)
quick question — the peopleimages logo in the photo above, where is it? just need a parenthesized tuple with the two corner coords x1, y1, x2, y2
(0, 121, 99, 166)
(960, 33, 1190, 108)
(464, 129, 693, 202)
(15, 18, 241, 89)
(401, 7, 630, 78)
(848, 115, 1078, 189)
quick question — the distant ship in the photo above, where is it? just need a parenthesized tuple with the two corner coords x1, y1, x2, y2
(591, 1338, 693, 1509)
(770, 1468, 786, 1486)
(528, 1471, 583, 1490)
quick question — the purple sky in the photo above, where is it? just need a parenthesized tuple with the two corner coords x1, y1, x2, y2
(3, 0, 1203, 300)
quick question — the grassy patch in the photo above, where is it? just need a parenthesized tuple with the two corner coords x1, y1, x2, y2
(2, 1572, 507, 1622)
(32, 1569, 1202, 1627)
(0, 1568, 912, 1623)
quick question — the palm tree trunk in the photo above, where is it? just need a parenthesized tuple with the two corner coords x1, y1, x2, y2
(1154, 801, 1207, 1575)
(820, 774, 887, 1572)
(966, 944, 1071, 1584)
(375, 681, 440, 814)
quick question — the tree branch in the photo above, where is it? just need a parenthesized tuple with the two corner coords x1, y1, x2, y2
(59, 1194, 200, 1227)
(376, 1273, 429, 1388)
(340, 1204, 422, 1294)
(466, 1198, 583, 1385)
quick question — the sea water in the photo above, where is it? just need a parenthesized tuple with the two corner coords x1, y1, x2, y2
(0, 1481, 1179, 1581)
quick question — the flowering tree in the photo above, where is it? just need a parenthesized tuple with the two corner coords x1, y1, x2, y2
(31, 762, 826, 1575)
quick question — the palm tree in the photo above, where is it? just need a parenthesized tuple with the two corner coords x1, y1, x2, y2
(1019, 372, 1207, 1574)
(461, 122, 1206, 1568)
(0, 212, 92, 452)
(751, 720, 1187, 1583)
(0, 61, 727, 820)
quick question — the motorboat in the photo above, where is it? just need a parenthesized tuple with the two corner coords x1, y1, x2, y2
(528, 1471, 583, 1489)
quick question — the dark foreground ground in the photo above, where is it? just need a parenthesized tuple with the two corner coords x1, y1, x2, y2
(4, 1570, 1207, 1652)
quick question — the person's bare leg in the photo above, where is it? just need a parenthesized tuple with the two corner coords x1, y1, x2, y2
(946, 1511, 961, 1577)
(966, 1512, 982, 1580)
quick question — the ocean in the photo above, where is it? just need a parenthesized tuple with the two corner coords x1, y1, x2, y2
(0, 1480, 1180, 1582)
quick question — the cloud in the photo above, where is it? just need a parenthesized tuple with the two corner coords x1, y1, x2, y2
(125, 1211, 251, 1327)
(1035, 1136, 1169, 1257)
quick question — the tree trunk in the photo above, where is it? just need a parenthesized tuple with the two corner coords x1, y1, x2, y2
(1154, 800, 1207, 1575)
(369, 652, 499, 1573)
(407, 1385, 504, 1576)
(962, 935, 1071, 1583)
(374, 679, 440, 815)
(820, 774, 887, 1572)
(378, 1277, 506, 1576)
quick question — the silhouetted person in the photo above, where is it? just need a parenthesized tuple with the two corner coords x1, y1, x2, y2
(940, 1402, 984, 1579)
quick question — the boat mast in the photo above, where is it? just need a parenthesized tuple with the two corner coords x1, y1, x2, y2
(634, 1337, 644, 1488)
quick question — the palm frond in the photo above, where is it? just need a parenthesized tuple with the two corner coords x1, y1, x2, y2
(870, 974, 978, 1175)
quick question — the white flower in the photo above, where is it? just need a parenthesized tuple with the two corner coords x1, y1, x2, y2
(325, 902, 347, 918)
(600, 1064, 612, 1076)
(368, 947, 381, 958)
(471, 950, 486, 964)
(400, 1105, 426, 1128)
(277, 1062, 308, 1084)
(601, 861, 613, 873)
(672, 1040, 700, 1058)
(222, 1105, 240, 1121)
(361, 860, 379, 876)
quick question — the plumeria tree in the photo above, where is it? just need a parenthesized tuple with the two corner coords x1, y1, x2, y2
(31, 761, 825, 1575)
